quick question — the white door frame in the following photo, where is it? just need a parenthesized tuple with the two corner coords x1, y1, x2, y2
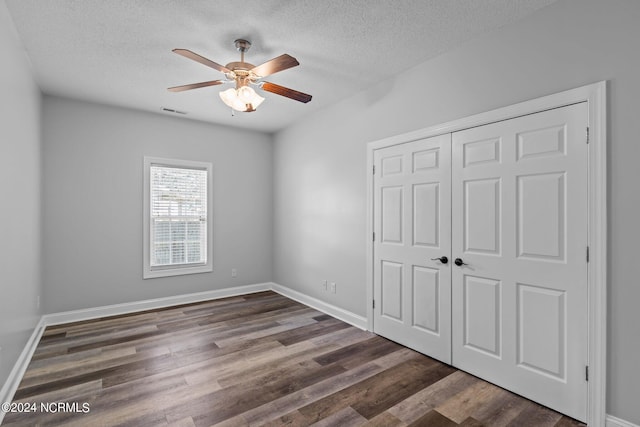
(365, 81, 606, 426)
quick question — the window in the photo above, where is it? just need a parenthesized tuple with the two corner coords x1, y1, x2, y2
(143, 157, 212, 278)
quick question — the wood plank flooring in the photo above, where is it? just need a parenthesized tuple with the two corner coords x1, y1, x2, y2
(2, 291, 586, 426)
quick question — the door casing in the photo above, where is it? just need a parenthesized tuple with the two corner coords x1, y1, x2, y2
(365, 81, 607, 426)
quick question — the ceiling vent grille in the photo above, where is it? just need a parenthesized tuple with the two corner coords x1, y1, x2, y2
(161, 107, 187, 115)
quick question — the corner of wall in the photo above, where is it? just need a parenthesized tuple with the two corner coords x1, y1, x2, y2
(0, 0, 44, 394)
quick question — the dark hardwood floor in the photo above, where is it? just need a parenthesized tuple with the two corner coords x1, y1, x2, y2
(3, 291, 586, 426)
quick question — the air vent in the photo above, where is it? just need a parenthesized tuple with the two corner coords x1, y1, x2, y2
(161, 107, 187, 115)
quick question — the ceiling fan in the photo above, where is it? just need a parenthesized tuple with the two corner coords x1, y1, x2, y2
(168, 39, 312, 113)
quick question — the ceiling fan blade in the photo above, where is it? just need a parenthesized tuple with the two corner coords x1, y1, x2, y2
(167, 80, 225, 92)
(172, 49, 231, 74)
(261, 82, 312, 103)
(251, 54, 299, 78)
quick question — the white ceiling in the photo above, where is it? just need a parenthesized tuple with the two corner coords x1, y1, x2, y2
(5, 0, 558, 133)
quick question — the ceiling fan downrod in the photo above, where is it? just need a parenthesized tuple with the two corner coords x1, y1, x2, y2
(234, 39, 251, 64)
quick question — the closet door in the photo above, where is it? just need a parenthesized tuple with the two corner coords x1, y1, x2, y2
(373, 134, 451, 363)
(451, 103, 588, 421)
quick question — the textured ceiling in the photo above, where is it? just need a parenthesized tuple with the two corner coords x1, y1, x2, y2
(5, 0, 558, 133)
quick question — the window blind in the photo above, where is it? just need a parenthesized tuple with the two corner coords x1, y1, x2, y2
(149, 164, 207, 268)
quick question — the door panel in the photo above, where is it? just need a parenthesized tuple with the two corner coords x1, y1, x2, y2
(463, 275, 502, 358)
(412, 266, 439, 333)
(373, 134, 452, 363)
(517, 173, 565, 260)
(464, 178, 501, 255)
(381, 155, 403, 176)
(381, 261, 403, 321)
(517, 282, 565, 378)
(381, 186, 403, 243)
(413, 183, 440, 247)
(451, 102, 588, 421)
(463, 137, 501, 166)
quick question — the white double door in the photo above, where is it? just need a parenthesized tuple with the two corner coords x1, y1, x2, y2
(373, 103, 588, 421)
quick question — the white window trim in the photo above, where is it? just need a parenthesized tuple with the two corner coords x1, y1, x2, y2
(143, 156, 213, 279)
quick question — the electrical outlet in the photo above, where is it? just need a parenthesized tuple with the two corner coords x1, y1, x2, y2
(330, 282, 336, 294)
(231, 268, 237, 278)
(322, 280, 328, 291)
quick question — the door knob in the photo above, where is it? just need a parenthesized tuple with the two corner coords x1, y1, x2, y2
(454, 258, 468, 266)
(430, 256, 448, 264)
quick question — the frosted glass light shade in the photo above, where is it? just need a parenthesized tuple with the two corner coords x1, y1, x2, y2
(219, 86, 265, 112)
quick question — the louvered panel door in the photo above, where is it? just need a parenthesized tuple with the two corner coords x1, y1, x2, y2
(373, 134, 452, 363)
(450, 102, 588, 421)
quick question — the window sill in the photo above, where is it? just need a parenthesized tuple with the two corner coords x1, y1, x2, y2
(143, 264, 212, 279)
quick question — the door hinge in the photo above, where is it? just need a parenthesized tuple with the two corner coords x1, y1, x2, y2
(372, 300, 375, 309)
(373, 165, 376, 175)
(586, 127, 590, 144)
(585, 365, 589, 381)
(373, 232, 375, 242)
(586, 246, 590, 263)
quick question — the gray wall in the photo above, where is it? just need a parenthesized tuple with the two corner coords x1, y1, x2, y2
(0, 2, 43, 388)
(42, 97, 273, 313)
(273, 0, 640, 423)
(3, 0, 639, 422)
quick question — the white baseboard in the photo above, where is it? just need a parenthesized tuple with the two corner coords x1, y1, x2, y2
(30, 283, 640, 427)
(5, 283, 635, 427)
(42, 282, 271, 326)
(271, 283, 368, 330)
(1, 282, 366, 412)
(41, 283, 367, 330)
(607, 415, 640, 427)
(0, 317, 46, 425)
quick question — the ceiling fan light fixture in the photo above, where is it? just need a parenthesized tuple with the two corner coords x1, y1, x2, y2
(237, 85, 257, 103)
(245, 89, 265, 110)
(170, 40, 311, 114)
(219, 86, 264, 112)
